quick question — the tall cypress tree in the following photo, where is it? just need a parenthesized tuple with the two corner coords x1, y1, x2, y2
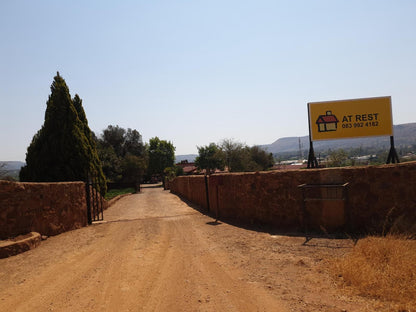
(72, 94, 106, 193)
(20, 72, 106, 193)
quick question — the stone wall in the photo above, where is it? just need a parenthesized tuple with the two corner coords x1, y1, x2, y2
(170, 162, 416, 233)
(170, 175, 207, 208)
(0, 181, 87, 239)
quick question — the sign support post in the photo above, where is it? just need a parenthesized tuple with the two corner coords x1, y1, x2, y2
(307, 140, 318, 168)
(386, 136, 399, 164)
(307, 104, 318, 168)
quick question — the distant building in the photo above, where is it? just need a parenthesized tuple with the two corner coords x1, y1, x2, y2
(272, 162, 307, 170)
(176, 160, 198, 175)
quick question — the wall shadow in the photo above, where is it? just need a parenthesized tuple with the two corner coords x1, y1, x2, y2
(173, 193, 360, 243)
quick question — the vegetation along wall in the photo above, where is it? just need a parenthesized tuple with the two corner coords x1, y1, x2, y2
(0, 181, 87, 239)
(170, 161, 416, 233)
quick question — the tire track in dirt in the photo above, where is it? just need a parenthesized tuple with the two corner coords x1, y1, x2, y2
(0, 187, 288, 311)
(138, 216, 286, 311)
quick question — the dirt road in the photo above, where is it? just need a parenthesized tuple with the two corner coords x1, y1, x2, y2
(0, 186, 390, 311)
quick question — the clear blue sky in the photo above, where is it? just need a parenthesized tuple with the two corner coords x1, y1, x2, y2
(1, 1, 415, 161)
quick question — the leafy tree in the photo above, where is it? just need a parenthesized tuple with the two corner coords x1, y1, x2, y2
(326, 149, 349, 167)
(96, 143, 122, 182)
(164, 165, 184, 181)
(220, 138, 245, 172)
(101, 125, 126, 157)
(195, 143, 225, 174)
(125, 128, 145, 157)
(99, 125, 145, 158)
(218, 139, 274, 172)
(120, 154, 146, 184)
(19, 72, 106, 193)
(96, 125, 146, 183)
(249, 146, 274, 171)
(147, 137, 175, 178)
(175, 165, 184, 177)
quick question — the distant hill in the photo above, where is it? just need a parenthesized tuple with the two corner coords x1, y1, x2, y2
(175, 154, 197, 163)
(0, 161, 25, 180)
(260, 123, 416, 155)
(0, 161, 25, 171)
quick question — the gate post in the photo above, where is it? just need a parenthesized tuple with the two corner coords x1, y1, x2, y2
(204, 174, 210, 211)
(85, 179, 92, 225)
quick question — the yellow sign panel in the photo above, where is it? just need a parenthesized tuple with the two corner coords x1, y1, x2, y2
(308, 96, 393, 141)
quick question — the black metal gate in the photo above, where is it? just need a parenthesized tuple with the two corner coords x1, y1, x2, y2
(86, 176, 104, 224)
(298, 183, 350, 234)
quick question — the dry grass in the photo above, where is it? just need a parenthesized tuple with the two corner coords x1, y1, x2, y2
(333, 235, 416, 309)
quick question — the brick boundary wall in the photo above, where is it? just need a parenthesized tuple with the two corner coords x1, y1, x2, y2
(170, 162, 416, 233)
(0, 181, 88, 239)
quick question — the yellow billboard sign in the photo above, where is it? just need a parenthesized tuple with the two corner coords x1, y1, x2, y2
(308, 96, 393, 141)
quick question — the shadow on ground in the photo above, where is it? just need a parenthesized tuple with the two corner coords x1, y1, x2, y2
(173, 193, 362, 245)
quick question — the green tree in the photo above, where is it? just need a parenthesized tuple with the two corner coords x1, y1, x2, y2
(96, 125, 146, 183)
(125, 128, 145, 157)
(72, 94, 106, 191)
(96, 141, 122, 182)
(218, 139, 274, 172)
(249, 146, 274, 171)
(164, 165, 184, 181)
(195, 143, 225, 174)
(99, 125, 145, 158)
(121, 154, 146, 184)
(20, 72, 106, 193)
(219, 138, 245, 172)
(326, 149, 349, 167)
(147, 137, 175, 178)
(101, 125, 126, 157)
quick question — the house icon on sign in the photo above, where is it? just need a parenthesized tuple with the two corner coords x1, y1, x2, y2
(316, 111, 339, 132)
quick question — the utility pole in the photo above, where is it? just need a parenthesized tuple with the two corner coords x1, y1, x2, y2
(298, 137, 303, 163)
